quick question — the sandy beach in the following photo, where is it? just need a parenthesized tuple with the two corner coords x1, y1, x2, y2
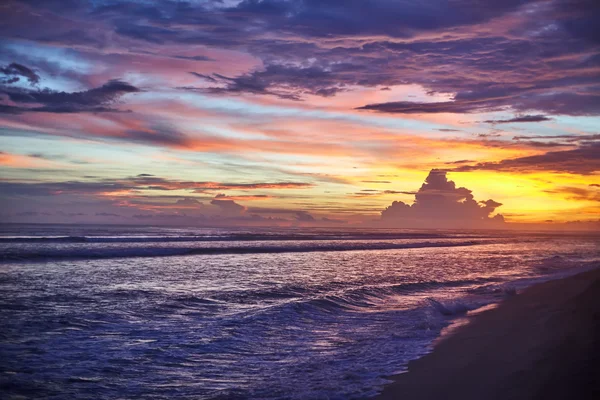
(377, 267, 600, 400)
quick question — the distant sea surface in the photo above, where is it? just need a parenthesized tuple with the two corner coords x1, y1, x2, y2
(1, 224, 599, 399)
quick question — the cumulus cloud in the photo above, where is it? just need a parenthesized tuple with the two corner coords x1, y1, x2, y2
(174, 198, 203, 207)
(210, 198, 246, 216)
(380, 169, 505, 228)
(294, 211, 315, 222)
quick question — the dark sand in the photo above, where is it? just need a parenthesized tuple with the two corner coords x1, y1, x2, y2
(377, 268, 600, 400)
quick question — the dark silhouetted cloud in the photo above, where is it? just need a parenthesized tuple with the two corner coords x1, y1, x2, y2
(512, 134, 600, 143)
(454, 142, 600, 175)
(0, 62, 40, 85)
(0, 176, 315, 197)
(1, 79, 140, 113)
(483, 115, 552, 124)
(543, 186, 600, 202)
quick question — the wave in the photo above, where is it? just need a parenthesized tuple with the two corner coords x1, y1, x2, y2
(148, 277, 500, 320)
(427, 298, 472, 316)
(1, 240, 484, 262)
(0, 232, 471, 244)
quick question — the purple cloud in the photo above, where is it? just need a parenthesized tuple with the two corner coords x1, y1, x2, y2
(380, 170, 504, 227)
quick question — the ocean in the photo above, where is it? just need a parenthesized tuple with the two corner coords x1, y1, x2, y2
(1, 224, 598, 399)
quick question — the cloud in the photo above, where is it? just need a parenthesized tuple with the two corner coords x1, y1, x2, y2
(210, 197, 246, 216)
(175, 55, 213, 61)
(194, 181, 313, 191)
(0, 62, 40, 85)
(446, 159, 476, 165)
(543, 186, 600, 202)
(124, 125, 192, 147)
(453, 142, 600, 175)
(201, 64, 348, 100)
(1, 78, 140, 113)
(189, 71, 218, 82)
(357, 100, 494, 114)
(174, 198, 203, 207)
(294, 210, 315, 222)
(357, 87, 600, 117)
(133, 213, 187, 219)
(380, 169, 504, 228)
(483, 115, 552, 124)
(512, 134, 600, 143)
(3, 0, 599, 116)
(0, 176, 315, 197)
(96, 212, 120, 217)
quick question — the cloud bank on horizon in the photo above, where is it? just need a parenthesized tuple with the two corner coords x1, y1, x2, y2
(0, 0, 599, 227)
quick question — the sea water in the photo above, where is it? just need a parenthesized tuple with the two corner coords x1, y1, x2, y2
(1, 224, 598, 399)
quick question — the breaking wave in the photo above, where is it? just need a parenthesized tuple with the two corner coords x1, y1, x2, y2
(1, 240, 484, 262)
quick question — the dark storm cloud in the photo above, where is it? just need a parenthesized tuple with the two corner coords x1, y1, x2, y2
(0, 79, 140, 113)
(453, 142, 600, 175)
(381, 169, 504, 226)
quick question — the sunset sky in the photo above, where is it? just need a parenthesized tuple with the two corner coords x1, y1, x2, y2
(0, 0, 599, 227)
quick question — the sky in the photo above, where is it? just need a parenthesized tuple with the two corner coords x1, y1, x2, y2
(0, 0, 599, 228)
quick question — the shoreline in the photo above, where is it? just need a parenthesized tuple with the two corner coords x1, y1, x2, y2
(376, 267, 600, 400)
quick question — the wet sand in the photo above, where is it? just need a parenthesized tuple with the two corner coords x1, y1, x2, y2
(377, 268, 600, 400)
